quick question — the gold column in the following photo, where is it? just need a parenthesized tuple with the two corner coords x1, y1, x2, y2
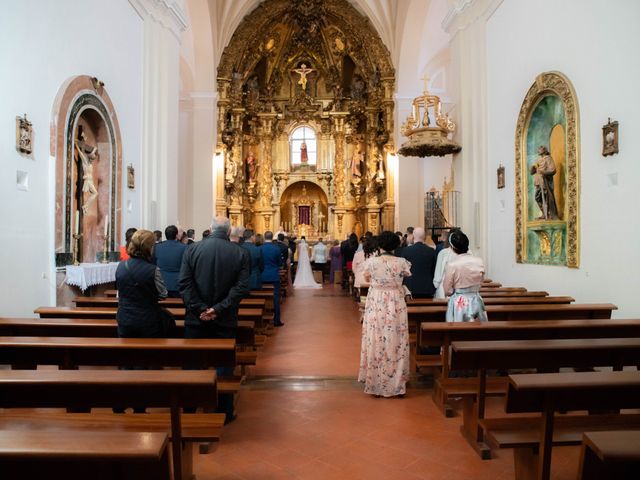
(330, 112, 350, 238)
(364, 109, 381, 234)
(215, 79, 231, 217)
(257, 112, 278, 232)
(227, 108, 244, 226)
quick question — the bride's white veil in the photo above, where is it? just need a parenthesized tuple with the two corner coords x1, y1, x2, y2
(294, 240, 321, 289)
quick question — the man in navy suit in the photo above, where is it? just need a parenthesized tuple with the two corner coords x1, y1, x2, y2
(241, 229, 264, 290)
(261, 231, 284, 326)
(401, 227, 436, 298)
(153, 225, 187, 297)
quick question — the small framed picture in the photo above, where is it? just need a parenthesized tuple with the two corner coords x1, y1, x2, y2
(497, 165, 505, 189)
(127, 164, 135, 189)
(602, 118, 618, 156)
(16, 114, 33, 155)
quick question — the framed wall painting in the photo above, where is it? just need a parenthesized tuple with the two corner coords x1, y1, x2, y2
(515, 71, 580, 268)
(602, 118, 618, 156)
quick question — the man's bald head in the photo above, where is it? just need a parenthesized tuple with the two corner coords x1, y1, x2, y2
(413, 227, 426, 242)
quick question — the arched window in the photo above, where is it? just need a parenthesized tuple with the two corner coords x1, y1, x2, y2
(290, 125, 317, 168)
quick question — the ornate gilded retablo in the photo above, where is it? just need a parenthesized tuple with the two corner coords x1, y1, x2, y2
(398, 79, 460, 157)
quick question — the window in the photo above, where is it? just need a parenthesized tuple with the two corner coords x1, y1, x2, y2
(290, 125, 317, 167)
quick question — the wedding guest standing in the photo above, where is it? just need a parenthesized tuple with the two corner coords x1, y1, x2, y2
(329, 240, 342, 284)
(442, 230, 487, 322)
(358, 231, 411, 397)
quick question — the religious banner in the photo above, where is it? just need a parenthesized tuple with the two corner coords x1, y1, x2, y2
(515, 71, 580, 268)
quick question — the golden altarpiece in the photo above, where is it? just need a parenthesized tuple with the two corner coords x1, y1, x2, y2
(215, 0, 395, 239)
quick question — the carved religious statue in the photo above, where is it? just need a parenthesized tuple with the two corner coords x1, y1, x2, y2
(292, 63, 314, 92)
(530, 145, 559, 220)
(350, 147, 363, 177)
(300, 141, 309, 164)
(245, 150, 258, 183)
(225, 155, 237, 186)
(75, 128, 99, 214)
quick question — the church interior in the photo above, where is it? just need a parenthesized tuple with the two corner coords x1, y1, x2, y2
(1, 0, 640, 479)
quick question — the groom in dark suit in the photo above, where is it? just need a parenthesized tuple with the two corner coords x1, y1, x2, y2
(261, 231, 284, 326)
(401, 227, 436, 298)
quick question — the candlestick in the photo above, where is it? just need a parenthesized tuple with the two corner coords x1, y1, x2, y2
(75, 210, 80, 235)
(72, 233, 82, 266)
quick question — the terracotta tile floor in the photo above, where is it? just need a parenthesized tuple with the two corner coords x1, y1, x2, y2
(193, 285, 582, 479)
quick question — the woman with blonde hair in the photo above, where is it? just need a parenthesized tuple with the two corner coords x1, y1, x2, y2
(115, 229, 169, 338)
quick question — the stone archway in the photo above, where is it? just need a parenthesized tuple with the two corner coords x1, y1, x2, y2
(52, 75, 122, 266)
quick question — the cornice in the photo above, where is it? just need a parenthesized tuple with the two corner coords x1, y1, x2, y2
(442, 0, 503, 37)
(128, 0, 188, 40)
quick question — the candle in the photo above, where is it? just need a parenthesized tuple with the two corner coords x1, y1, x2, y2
(75, 210, 79, 235)
(104, 214, 109, 237)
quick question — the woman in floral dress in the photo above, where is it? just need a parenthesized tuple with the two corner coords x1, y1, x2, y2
(358, 231, 411, 397)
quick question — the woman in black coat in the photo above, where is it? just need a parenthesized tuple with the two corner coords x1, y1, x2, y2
(116, 229, 168, 338)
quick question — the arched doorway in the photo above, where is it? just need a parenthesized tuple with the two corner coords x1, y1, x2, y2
(280, 181, 328, 239)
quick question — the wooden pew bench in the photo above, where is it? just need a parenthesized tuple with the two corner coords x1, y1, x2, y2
(0, 369, 217, 480)
(409, 303, 618, 347)
(420, 319, 640, 384)
(449, 338, 640, 460)
(409, 296, 574, 307)
(0, 430, 171, 480)
(483, 371, 640, 480)
(34, 307, 260, 348)
(578, 430, 640, 480)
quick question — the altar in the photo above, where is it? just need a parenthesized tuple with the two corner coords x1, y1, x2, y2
(280, 182, 328, 240)
(65, 262, 119, 292)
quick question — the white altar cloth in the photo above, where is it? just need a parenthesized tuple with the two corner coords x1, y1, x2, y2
(65, 262, 119, 291)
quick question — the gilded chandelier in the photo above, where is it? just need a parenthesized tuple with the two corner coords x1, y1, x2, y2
(398, 78, 461, 157)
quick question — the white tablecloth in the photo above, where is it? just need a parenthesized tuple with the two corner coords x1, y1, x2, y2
(65, 262, 119, 291)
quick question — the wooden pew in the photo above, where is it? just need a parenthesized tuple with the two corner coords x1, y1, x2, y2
(472, 290, 547, 298)
(0, 317, 255, 350)
(486, 371, 640, 480)
(578, 431, 640, 480)
(450, 338, 640, 460)
(0, 430, 171, 480)
(74, 296, 266, 312)
(408, 296, 574, 307)
(409, 303, 618, 331)
(0, 369, 217, 480)
(480, 282, 502, 288)
(34, 306, 260, 348)
(421, 319, 640, 416)
(0, 336, 236, 370)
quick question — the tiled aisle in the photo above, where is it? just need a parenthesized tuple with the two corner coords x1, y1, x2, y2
(193, 285, 580, 479)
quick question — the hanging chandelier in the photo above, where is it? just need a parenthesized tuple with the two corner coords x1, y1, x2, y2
(398, 80, 461, 157)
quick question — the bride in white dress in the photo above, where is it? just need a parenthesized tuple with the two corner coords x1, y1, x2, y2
(294, 239, 322, 289)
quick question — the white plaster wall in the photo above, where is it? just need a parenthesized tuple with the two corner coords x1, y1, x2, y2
(486, 0, 640, 316)
(0, 0, 143, 314)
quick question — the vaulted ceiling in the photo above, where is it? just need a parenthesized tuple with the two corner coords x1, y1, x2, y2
(206, 0, 419, 66)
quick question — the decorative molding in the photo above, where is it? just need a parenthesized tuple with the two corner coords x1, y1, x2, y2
(515, 71, 580, 268)
(128, 0, 187, 40)
(442, 0, 503, 36)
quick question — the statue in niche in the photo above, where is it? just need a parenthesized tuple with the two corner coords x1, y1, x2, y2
(75, 127, 99, 214)
(370, 67, 381, 89)
(231, 70, 243, 95)
(349, 146, 363, 177)
(351, 75, 366, 101)
(292, 63, 314, 92)
(530, 145, 559, 220)
(225, 155, 237, 186)
(246, 75, 260, 104)
(300, 141, 309, 164)
(245, 150, 258, 183)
